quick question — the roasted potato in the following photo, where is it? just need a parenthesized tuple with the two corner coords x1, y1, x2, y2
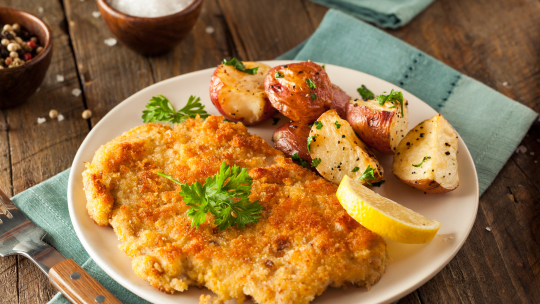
(210, 61, 278, 125)
(273, 121, 312, 162)
(309, 109, 383, 185)
(346, 97, 408, 154)
(392, 114, 459, 194)
(264, 61, 333, 124)
(330, 84, 351, 119)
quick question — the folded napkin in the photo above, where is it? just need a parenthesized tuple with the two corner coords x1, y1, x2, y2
(10, 169, 149, 304)
(311, 0, 435, 28)
(279, 9, 537, 195)
(8, 8, 536, 304)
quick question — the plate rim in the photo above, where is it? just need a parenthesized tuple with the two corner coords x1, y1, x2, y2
(67, 60, 479, 304)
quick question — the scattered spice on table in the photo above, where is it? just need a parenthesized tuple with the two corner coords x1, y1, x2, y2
(82, 109, 92, 119)
(58, 114, 64, 121)
(0, 23, 44, 68)
(92, 11, 101, 18)
(56, 74, 64, 82)
(104, 38, 117, 46)
(72, 88, 82, 97)
(49, 109, 58, 119)
(37, 117, 46, 124)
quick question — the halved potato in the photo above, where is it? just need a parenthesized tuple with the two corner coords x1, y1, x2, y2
(346, 97, 408, 154)
(392, 114, 459, 194)
(210, 61, 278, 125)
(330, 84, 351, 119)
(273, 121, 312, 163)
(264, 61, 333, 124)
(309, 109, 383, 185)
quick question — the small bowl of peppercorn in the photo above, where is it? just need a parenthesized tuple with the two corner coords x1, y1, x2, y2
(0, 7, 52, 108)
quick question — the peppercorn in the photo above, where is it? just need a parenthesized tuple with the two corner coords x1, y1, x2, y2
(0, 47, 8, 58)
(9, 51, 18, 58)
(30, 37, 37, 43)
(5, 57, 12, 66)
(36, 46, 43, 54)
(23, 53, 31, 61)
(7, 43, 18, 52)
(12, 23, 20, 31)
(0, 38, 8, 46)
(2, 25, 12, 32)
(16, 49, 24, 58)
(2, 31, 13, 40)
(27, 41, 36, 49)
(14, 37, 22, 44)
(49, 109, 58, 119)
(82, 110, 92, 119)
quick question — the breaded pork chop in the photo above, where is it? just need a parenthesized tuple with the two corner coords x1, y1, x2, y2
(82, 116, 387, 304)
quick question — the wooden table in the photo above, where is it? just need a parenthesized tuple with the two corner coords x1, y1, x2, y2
(1, 0, 539, 303)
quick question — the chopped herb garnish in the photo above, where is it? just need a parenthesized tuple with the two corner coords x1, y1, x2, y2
(418, 122, 424, 125)
(142, 95, 208, 124)
(272, 117, 280, 125)
(334, 121, 341, 129)
(158, 162, 262, 230)
(412, 156, 431, 167)
(322, 64, 326, 69)
(275, 71, 284, 78)
(388, 105, 396, 109)
(357, 85, 375, 100)
(307, 134, 318, 154)
(222, 58, 259, 75)
(306, 78, 316, 90)
(314, 121, 323, 130)
(311, 158, 322, 167)
(292, 153, 310, 169)
(351, 167, 359, 172)
(377, 89, 404, 115)
(358, 165, 384, 186)
(310, 94, 317, 100)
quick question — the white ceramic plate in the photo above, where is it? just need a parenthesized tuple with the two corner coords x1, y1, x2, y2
(68, 61, 479, 304)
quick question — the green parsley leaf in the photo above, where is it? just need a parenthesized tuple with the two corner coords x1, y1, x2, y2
(310, 94, 317, 100)
(412, 156, 431, 167)
(351, 167, 359, 172)
(322, 64, 326, 69)
(388, 105, 396, 109)
(418, 122, 424, 125)
(158, 162, 262, 230)
(307, 134, 318, 154)
(275, 71, 284, 78)
(358, 165, 384, 186)
(334, 121, 341, 129)
(306, 78, 317, 90)
(142, 95, 209, 124)
(292, 153, 310, 169)
(222, 58, 259, 75)
(357, 85, 375, 100)
(377, 89, 404, 115)
(311, 158, 322, 167)
(314, 121, 323, 130)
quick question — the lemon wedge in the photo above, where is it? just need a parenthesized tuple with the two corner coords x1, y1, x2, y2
(336, 175, 441, 244)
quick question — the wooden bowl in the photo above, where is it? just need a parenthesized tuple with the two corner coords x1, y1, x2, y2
(0, 7, 53, 109)
(97, 0, 204, 56)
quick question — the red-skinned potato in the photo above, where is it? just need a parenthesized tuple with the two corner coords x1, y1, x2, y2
(346, 98, 408, 154)
(210, 61, 278, 125)
(273, 121, 312, 163)
(264, 61, 333, 124)
(330, 84, 351, 119)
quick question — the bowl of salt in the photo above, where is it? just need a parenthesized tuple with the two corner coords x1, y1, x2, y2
(97, 0, 203, 56)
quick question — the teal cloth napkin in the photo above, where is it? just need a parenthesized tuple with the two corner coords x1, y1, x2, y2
(10, 169, 149, 304)
(6, 8, 537, 304)
(311, 0, 435, 28)
(278, 9, 537, 195)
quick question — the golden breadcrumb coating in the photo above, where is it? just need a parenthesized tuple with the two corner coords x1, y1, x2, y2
(82, 116, 387, 304)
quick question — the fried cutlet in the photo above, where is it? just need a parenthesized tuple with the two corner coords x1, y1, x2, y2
(82, 116, 387, 304)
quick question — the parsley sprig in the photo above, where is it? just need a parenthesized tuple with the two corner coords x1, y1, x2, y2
(377, 89, 404, 115)
(357, 85, 375, 100)
(306, 78, 317, 90)
(358, 165, 385, 187)
(142, 95, 208, 124)
(292, 153, 310, 169)
(222, 58, 259, 75)
(307, 134, 318, 154)
(412, 156, 431, 167)
(158, 162, 262, 230)
(314, 121, 323, 130)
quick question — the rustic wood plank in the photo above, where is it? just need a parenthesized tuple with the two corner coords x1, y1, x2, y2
(147, 0, 237, 81)
(63, 0, 155, 125)
(0, 0, 89, 303)
(217, 0, 316, 60)
(301, 0, 328, 29)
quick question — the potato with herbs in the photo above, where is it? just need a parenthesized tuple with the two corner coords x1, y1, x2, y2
(347, 88, 408, 154)
(393, 114, 459, 194)
(264, 61, 333, 124)
(272, 121, 313, 167)
(210, 59, 277, 125)
(309, 109, 383, 185)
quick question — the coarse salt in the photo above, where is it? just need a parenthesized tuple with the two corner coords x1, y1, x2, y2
(58, 114, 64, 121)
(56, 74, 64, 82)
(502, 82, 508, 86)
(37, 117, 46, 124)
(104, 38, 117, 46)
(72, 88, 82, 97)
(516, 145, 527, 153)
(38, 7, 44, 13)
(205, 26, 215, 34)
(486, 227, 491, 232)
(107, 0, 195, 18)
(92, 11, 101, 18)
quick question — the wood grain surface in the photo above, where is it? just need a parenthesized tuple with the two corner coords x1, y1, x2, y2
(0, 0, 538, 303)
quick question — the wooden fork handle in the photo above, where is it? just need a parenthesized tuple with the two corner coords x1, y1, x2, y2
(48, 259, 122, 304)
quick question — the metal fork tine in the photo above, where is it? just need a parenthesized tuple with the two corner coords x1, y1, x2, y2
(0, 188, 15, 210)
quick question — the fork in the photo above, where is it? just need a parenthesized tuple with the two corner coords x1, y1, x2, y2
(0, 188, 121, 304)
